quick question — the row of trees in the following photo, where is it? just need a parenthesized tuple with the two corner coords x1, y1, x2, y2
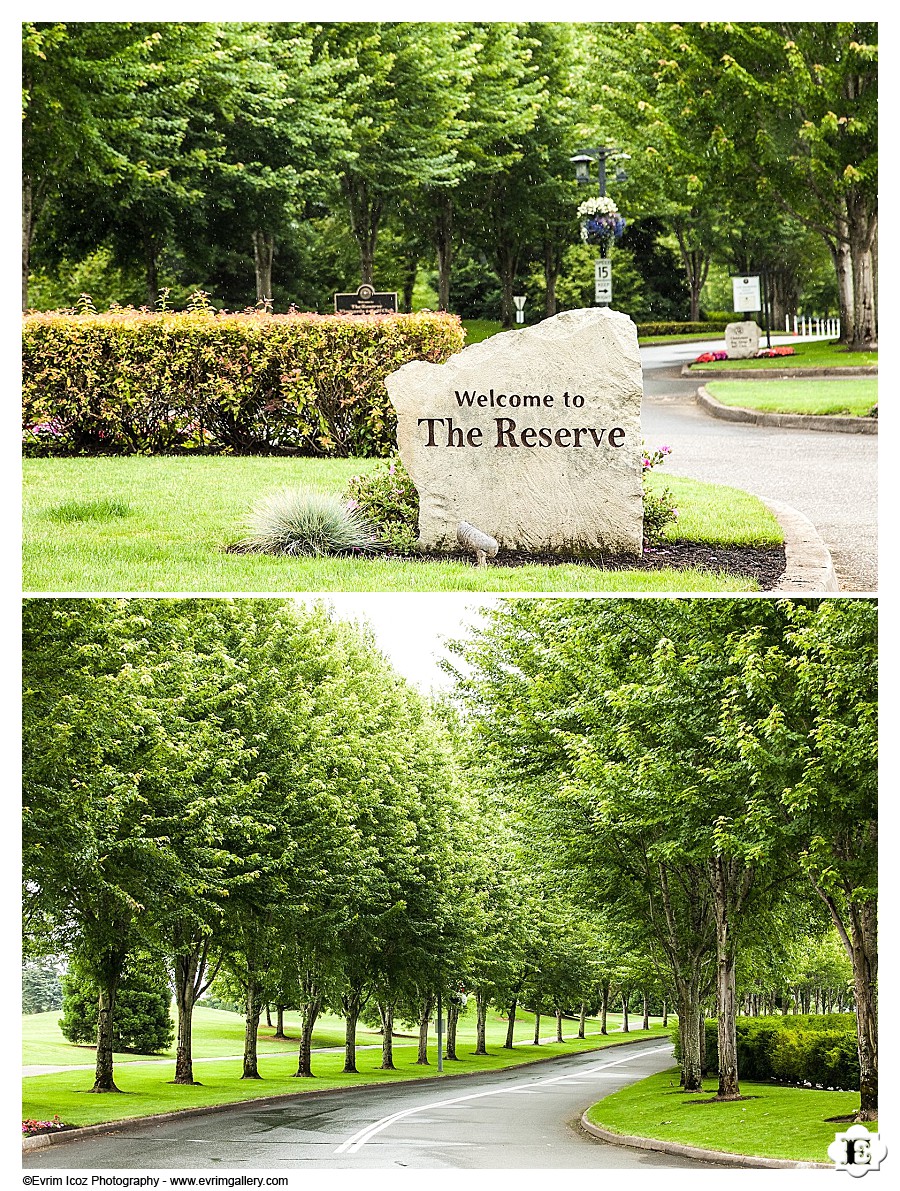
(23, 22, 876, 344)
(447, 598, 877, 1116)
(23, 599, 874, 1114)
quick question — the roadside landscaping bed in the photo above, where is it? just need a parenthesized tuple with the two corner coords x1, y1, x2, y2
(688, 340, 877, 372)
(23, 458, 783, 593)
(704, 378, 877, 418)
(23, 1026, 670, 1131)
(585, 1067, 873, 1165)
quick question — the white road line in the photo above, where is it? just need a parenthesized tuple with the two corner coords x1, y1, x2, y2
(333, 1044, 672, 1154)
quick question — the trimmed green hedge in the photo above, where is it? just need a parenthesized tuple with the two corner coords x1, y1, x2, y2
(23, 309, 465, 458)
(675, 1014, 859, 1091)
(636, 321, 733, 337)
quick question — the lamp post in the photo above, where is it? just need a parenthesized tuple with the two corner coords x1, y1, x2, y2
(570, 147, 629, 197)
(571, 148, 629, 308)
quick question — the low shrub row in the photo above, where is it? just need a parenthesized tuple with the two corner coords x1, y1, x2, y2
(674, 1014, 859, 1091)
(23, 309, 464, 458)
(636, 320, 732, 337)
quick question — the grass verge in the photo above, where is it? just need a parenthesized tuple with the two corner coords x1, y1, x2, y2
(704, 379, 877, 417)
(22, 458, 781, 592)
(585, 1067, 873, 1164)
(24, 1021, 670, 1129)
(24, 1004, 638, 1067)
(690, 340, 877, 371)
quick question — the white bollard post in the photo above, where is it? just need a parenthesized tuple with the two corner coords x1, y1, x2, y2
(793, 315, 798, 335)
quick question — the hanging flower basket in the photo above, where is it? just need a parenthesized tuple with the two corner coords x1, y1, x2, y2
(577, 196, 626, 251)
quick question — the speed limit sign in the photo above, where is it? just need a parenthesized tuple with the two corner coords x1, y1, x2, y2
(595, 258, 612, 303)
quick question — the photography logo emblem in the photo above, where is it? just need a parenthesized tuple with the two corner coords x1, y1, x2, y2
(828, 1125, 887, 1177)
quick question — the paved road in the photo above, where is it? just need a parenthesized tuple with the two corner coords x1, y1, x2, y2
(23, 1040, 720, 1170)
(640, 339, 877, 591)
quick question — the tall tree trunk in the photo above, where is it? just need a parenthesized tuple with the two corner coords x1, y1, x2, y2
(821, 888, 877, 1120)
(621, 992, 629, 1033)
(533, 1009, 541, 1044)
(830, 227, 854, 345)
(554, 1007, 563, 1042)
(401, 261, 417, 313)
(172, 941, 215, 1085)
(673, 223, 710, 322)
(242, 982, 262, 1079)
(642, 991, 650, 1032)
(265, 1003, 273, 1028)
(434, 193, 454, 312)
(543, 241, 559, 318)
(252, 229, 275, 304)
(416, 994, 433, 1064)
(578, 1002, 586, 1039)
(343, 176, 383, 287)
(90, 958, 125, 1093)
(342, 989, 363, 1074)
(712, 858, 741, 1101)
(378, 1002, 395, 1070)
(600, 980, 609, 1035)
(446, 1000, 459, 1060)
(474, 990, 488, 1055)
(274, 1004, 286, 1039)
(294, 980, 321, 1078)
(22, 174, 34, 312)
(662, 999, 668, 1028)
(676, 984, 704, 1092)
(504, 998, 518, 1049)
(145, 231, 159, 309)
(845, 194, 877, 350)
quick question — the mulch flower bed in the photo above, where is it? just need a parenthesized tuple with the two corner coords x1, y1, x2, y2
(22, 1116, 76, 1138)
(410, 542, 787, 588)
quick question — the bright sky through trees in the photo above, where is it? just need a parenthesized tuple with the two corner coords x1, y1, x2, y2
(294, 594, 502, 689)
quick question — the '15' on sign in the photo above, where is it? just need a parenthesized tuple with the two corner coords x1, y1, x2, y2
(595, 258, 612, 304)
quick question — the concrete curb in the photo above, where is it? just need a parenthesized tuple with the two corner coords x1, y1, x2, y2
(580, 1112, 832, 1170)
(763, 498, 839, 593)
(696, 386, 877, 435)
(682, 364, 877, 379)
(22, 1034, 663, 1153)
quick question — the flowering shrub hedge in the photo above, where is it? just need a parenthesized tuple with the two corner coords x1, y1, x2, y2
(677, 1015, 860, 1091)
(23, 309, 464, 458)
(757, 346, 796, 358)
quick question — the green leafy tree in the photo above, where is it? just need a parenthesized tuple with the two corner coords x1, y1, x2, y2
(60, 952, 174, 1054)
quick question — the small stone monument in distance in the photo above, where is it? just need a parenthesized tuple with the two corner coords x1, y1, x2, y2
(385, 307, 643, 556)
(725, 320, 761, 359)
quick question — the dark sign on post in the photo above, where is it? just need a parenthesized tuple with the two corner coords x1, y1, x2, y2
(334, 284, 398, 315)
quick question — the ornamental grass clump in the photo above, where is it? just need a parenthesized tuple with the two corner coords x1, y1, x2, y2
(235, 489, 380, 557)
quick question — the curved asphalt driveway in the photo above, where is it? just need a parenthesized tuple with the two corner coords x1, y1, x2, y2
(640, 339, 877, 591)
(23, 1040, 720, 1170)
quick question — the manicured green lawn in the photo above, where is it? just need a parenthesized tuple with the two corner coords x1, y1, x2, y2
(586, 1067, 873, 1164)
(691, 340, 877, 371)
(705, 379, 877, 417)
(22, 457, 781, 592)
(24, 1007, 671, 1128)
(461, 318, 503, 343)
(23, 1003, 652, 1068)
(23, 1006, 350, 1067)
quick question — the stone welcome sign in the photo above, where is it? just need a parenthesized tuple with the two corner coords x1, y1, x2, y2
(385, 308, 643, 556)
(725, 320, 760, 359)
